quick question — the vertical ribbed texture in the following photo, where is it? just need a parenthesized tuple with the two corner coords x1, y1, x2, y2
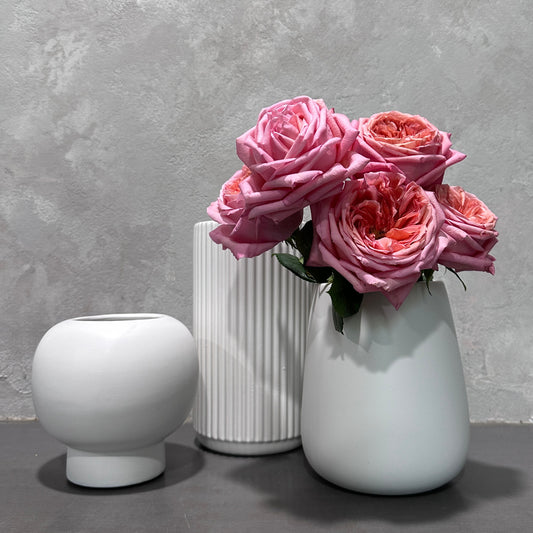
(193, 221, 312, 443)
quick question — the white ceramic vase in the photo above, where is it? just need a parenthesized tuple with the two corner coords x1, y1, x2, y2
(193, 221, 313, 455)
(301, 281, 470, 495)
(32, 313, 198, 488)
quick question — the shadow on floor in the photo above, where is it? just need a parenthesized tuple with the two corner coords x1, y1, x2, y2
(36, 442, 205, 495)
(225, 452, 527, 526)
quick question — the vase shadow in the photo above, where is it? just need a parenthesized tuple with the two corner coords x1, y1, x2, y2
(226, 453, 526, 526)
(309, 282, 458, 373)
(36, 442, 205, 495)
(216, 250, 311, 410)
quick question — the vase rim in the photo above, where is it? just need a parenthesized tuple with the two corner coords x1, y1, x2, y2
(195, 220, 217, 228)
(72, 313, 165, 322)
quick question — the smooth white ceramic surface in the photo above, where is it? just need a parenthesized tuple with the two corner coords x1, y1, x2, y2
(32, 313, 198, 487)
(301, 282, 470, 495)
(192, 221, 312, 455)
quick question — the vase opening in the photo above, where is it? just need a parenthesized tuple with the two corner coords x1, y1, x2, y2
(73, 314, 162, 322)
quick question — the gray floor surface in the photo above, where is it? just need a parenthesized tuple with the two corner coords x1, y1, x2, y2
(0, 422, 531, 532)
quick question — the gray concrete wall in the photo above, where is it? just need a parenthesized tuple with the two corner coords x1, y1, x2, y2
(1, 0, 531, 422)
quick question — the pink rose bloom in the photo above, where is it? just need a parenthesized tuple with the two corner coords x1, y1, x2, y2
(235, 96, 368, 222)
(207, 165, 249, 225)
(207, 166, 303, 259)
(354, 111, 466, 189)
(308, 172, 447, 308)
(435, 184, 498, 274)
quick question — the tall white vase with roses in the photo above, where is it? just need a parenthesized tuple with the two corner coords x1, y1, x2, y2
(206, 97, 497, 494)
(196, 97, 367, 453)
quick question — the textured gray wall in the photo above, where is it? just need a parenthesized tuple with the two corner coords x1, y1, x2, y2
(1, 0, 531, 421)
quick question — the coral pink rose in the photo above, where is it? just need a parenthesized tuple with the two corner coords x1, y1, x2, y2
(307, 172, 447, 308)
(236, 96, 368, 221)
(207, 166, 303, 259)
(435, 184, 498, 274)
(354, 111, 466, 189)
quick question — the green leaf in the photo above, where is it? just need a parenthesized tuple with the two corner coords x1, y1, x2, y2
(282, 221, 333, 282)
(327, 271, 364, 334)
(327, 271, 363, 317)
(446, 267, 467, 291)
(273, 253, 319, 283)
(306, 265, 334, 284)
(421, 269, 434, 294)
(289, 220, 315, 262)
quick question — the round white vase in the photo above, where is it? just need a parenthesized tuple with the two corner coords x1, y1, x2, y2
(32, 313, 198, 488)
(193, 221, 312, 455)
(301, 281, 470, 495)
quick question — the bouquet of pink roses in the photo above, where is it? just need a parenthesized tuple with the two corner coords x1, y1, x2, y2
(208, 96, 498, 332)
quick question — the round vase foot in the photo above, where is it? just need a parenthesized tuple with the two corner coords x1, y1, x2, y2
(196, 434, 301, 456)
(66, 442, 165, 488)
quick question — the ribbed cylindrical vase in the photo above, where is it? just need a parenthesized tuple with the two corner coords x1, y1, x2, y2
(193, 221, 312, 455)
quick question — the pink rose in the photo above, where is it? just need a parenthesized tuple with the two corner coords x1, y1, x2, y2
(354, 111, 466, 189)
(435, 184, 498, 274)
(307, 172, 447, 308)
(207, 166, 303, 259)
(235, 96, 368, 221)
(207, 165, 249, 225)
